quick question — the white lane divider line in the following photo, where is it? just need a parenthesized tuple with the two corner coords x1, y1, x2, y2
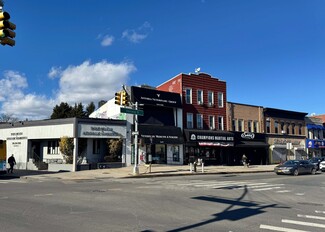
(315, 210, 325, 214)
(282, 219, 325, 229)
(0, 196, 9, 200)
(295, 193, 305, 196)
(260, 224, 310, 232)
(297, 214, 325, 220)
(34, 193, 53, 197)
(253, 186, 283, 191)
(276, 190, 292, 193)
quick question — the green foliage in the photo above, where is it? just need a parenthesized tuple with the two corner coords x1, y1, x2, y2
(50, 101, 97, 119)
(105, 138, 122, 162)
(86, 102, 96, 116)
(59, 136, 74, 164)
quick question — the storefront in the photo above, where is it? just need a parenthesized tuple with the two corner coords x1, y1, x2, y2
(0, 118, 129, 171)
(267, 136, 306, 164)
(234, 132, 269, 165)
(306, 139, 325, 157)
(183, 129, 234, 165)
(131, 86, 184, 165)
(138, 125, 184, 164)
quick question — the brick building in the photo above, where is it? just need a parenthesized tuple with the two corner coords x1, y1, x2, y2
(157, 72, 234, 165)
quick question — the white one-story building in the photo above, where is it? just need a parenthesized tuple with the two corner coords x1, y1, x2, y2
(0, 117, 130, 172)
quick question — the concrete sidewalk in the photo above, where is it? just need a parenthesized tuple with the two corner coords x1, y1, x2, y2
(15, 164, 277, 181)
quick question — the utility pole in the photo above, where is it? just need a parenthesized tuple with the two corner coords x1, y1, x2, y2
(133, 101, 139, 175)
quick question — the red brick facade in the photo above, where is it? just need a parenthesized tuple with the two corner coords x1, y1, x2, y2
(157, 73, 227, 130)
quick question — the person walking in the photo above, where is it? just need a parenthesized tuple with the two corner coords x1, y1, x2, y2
(242, 154, 247, 167)
(8, 154, 16, 173)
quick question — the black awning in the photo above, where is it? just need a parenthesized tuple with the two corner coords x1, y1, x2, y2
(235, 141, 269, 148)
(138, 125, 183, 144)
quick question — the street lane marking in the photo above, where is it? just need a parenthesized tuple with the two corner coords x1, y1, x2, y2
(34, 193, 53, 197)
(253, 186, 283, 191)
(0, 196, 9, 200)
(260, 224, 310, 232)
(282, 219, 325, 229)
(297, 214, 325, 220)
(315, 210, 325, 214)
(295, 193, 305, 196)
(276, 190, 292, 193)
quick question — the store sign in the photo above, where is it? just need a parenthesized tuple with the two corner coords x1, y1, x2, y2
(306, 139, 325, 148)
(190, 133, 234, 142)
(131, 86, 182, 108)
(241, 132, 255, 139)
(79, 125, 123, 138)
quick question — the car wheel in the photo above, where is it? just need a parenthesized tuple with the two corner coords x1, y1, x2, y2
(293, 169, 299, 176)
(311, 168, 316, 175)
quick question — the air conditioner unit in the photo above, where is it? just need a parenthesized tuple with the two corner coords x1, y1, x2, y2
(208, 102, 214, 107)
(198, 101, 203, 105)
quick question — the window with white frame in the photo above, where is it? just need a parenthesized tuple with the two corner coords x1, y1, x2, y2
(197, 90, 203, 105)
(274, 121, 279, 134)
(196, 114, 203, 129)
(232, 119, 237, 131)
(208, 91, 214, 106)
(248, 120, 252, 132)
(187, 113, 193, 129)
(238, 119, 244, 132)
(218, 92, 224, 108)
(218, 116, 224, 130)
(47, 140, 59, 154)
(254, 121, 259, 132)
(185, 88, 192, 104)
(209, 115, 215, 129)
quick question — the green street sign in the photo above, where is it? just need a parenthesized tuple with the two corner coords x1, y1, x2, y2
(120, 107, 144, 116)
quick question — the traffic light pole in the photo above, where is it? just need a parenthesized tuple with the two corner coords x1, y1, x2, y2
(133, 101, 139, 175)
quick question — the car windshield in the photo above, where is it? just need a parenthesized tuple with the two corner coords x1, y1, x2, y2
(283, 160, 299, 165)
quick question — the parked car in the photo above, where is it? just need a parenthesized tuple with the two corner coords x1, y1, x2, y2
(274, 160, 317, 176)
(319, 160, 325, 172)
(308, 157, 325, 171)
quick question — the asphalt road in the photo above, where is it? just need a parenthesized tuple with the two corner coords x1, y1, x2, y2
(1, 172, 325, 232)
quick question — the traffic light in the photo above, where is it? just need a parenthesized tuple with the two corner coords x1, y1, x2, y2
(115, 92, 121, 105)
(0, 11, 16, 47)
(121, 91, 129, 106)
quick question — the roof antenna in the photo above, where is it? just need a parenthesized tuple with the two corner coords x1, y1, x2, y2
(195, 67, 201, 74)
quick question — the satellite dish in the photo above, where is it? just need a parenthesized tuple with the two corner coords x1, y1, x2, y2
(195, 67, 201, 74)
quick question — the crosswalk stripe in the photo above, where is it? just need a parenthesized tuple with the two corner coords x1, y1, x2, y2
(260, 224, 310, 232)
(282, 219, 325, 228)
(276, 190, 292, 193)
(253, 186, 283, 191)
(297, 214, 325, 220)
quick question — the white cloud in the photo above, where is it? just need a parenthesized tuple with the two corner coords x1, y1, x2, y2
(48, 66, 63, 79)
(122, 21, 153, 43)
(0, 60, 136, 120)
(56, 60, 136, 104)
(100, 35, 114, 47)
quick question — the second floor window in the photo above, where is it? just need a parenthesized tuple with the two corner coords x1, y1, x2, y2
(238, 119, 244, 132)
(292, 123, 295, 135)
(196, 114, 203, 129)
(197, 90, 203, 105)
(274, 121, 279, 134)
(299, 124, 302, 135)
(218, 116, 224, 130)
(253, 121, 259, 132)
(185, 88, 192, 104)
(232, 119, 236, 131)
(248, 120, 252, 132)
(208, 91, 214, 106)
(209, 115, 215, 129)
(286, 123, 290, 134)
(266, 121, 270, 133)
(218, 92, 224, 108)
(187, 113, 193, 129)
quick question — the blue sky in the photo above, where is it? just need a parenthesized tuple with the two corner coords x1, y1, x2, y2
(1, 0, 325, 120)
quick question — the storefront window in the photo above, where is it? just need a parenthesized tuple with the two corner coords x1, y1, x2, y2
(172, 145, 179, 162)
(154, 144, 166, 164)
(47, 140, 59, 154)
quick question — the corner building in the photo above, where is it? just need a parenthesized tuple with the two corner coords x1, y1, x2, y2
(157, 72, 234, 165)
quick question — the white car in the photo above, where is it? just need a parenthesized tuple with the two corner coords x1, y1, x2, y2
(320, 160, 325, 172)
